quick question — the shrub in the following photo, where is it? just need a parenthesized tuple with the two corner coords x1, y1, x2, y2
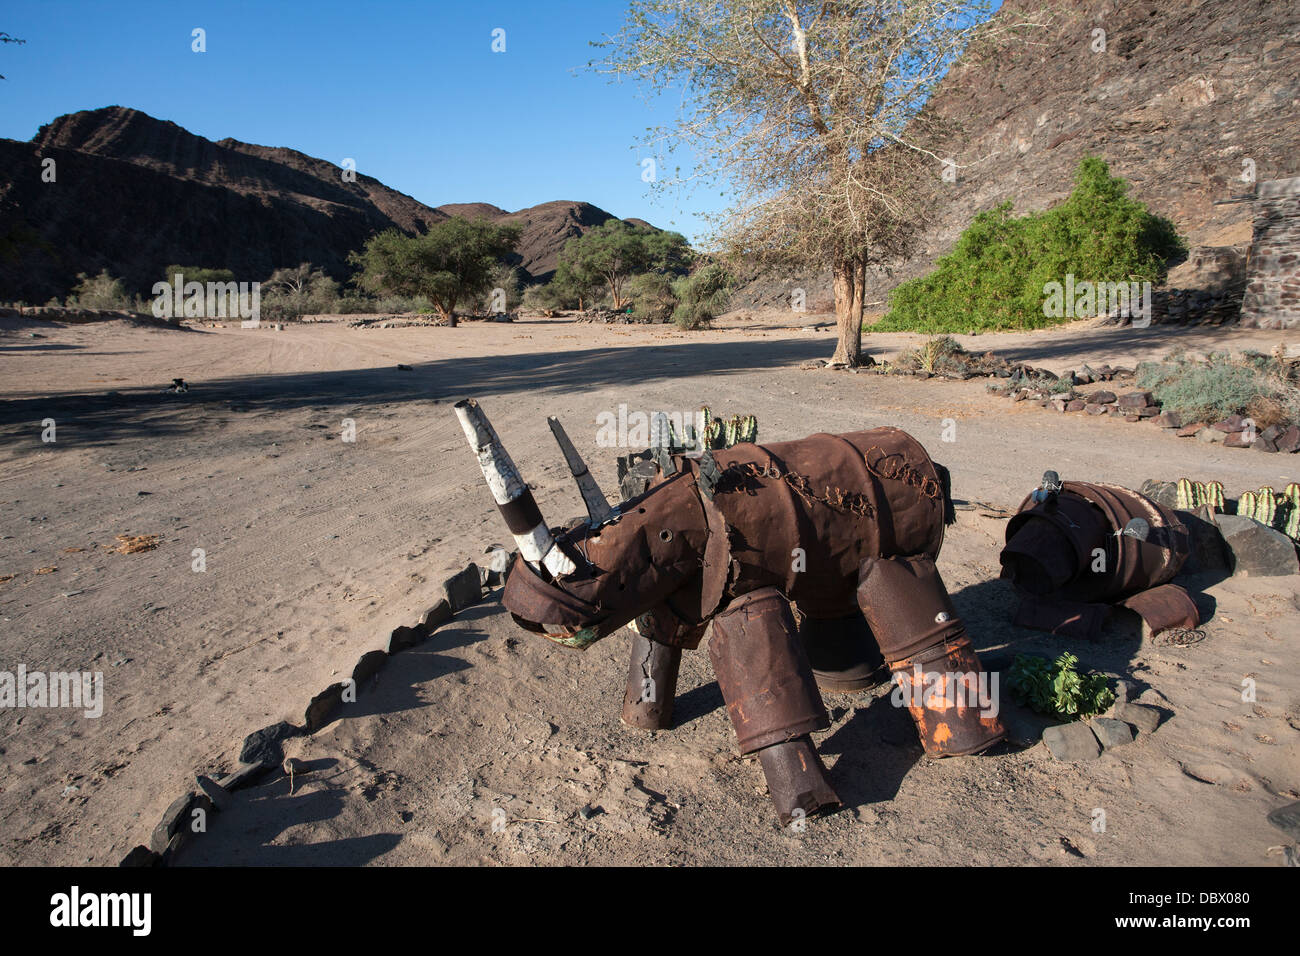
(670, 263, 732, 330)
(1008, 652, 1115, 720)
(67, 270, 136, 311)
(1136, 351, 1300, 425)
(628, 272, 677, 323)
(875, 157, 1185, 333)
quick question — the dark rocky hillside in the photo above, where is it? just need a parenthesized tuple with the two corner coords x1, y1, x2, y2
(734, 0, 1300, 312)
(0, 106, 648, 302)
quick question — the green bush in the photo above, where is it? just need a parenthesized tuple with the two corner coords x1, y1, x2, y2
(875, 157, 1185, 333)
(1136, 351, 1300, 425)
(670, 263, 731, 330)
(628, 272, 676, 323)
(67, 270, 137, 311)
(1008, 652, 1115, 720)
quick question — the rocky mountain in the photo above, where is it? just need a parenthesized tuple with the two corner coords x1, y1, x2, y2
(735, 0, 1300, 312)
(0, 106, 648, 302)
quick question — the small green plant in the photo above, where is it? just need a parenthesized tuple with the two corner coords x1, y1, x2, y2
(1008, 652, 1115, 720)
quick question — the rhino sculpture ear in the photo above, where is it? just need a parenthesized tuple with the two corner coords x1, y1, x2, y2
(454, 399, 576, 577)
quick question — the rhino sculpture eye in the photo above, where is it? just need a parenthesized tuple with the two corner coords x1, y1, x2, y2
(659, 529, 673, 542)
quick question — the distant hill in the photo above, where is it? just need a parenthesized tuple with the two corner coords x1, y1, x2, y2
(0, 106, 652, 302)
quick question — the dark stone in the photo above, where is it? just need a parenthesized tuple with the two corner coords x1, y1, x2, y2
(150, 792, 197, 854)
(1177, 422, 1208, 437)
(1261, 424, 1284, 442)
(1118, 391, 1154, 407)
(118, 845, 160, 867)
(1042, 721, 1102, 761)
(195, 774, 231, 811)
(1066, 399, 1086, 412)
(1085, 403, 1107, 415)
(1278, 425, 1300, 453)
(1137, 405, 1162, 418)
(1267, 800, 1300, 842)
(1091, 390, 1117, 404)
(1179, 507, 1231, 572)
(386, 625, 421, 654)
(1114, 701, 1161, 736)
(1212, 414, 1245, 433)
(239, 721, 298, 765)
(1217, 514, 1300, 577)
(1223, 432, 1254, 448)
(304, 682, 347, 733)
(1152, 411, 1182, 428)
(217, 760, 272, 791)
(351, 650, 387, 689)
(1140, 480, 1179, 509)
(1090, 717, 1135, 750)
(1255, 437, 1279, 453)
(1000, 699, 1056, 748)
(443, 563, 483, 612)
(418, 599, 452, 635)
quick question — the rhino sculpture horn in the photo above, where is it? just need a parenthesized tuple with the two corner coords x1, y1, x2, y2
(454, 399, 576, 577)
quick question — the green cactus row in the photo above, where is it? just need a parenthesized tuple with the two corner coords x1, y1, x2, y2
(1231, 484, 1300, 544)
(1175, 477, 1300, 544)
(1176, 479, 1226, 513)
(1284, 484, 1300, 540)
(700, 406, 758, 450)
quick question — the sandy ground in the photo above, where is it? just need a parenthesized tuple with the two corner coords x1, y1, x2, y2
(1, 307, 1297, 866)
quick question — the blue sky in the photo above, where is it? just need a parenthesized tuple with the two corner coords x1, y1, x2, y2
(0, 1, 712, 239)
(0, 1, 1002, 245)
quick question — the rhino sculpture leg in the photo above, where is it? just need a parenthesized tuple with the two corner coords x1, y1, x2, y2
(857, 556, 1006, 756)
(708, 588, 839, 825)
(621, 631, 682, 730)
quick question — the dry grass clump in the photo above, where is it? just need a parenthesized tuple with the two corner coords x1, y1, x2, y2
(105, 534, 161, 554)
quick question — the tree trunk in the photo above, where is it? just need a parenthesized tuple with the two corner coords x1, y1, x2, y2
(830, 258, 865, 366)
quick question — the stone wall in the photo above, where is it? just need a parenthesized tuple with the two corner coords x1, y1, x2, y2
(1240, 176, 1300, 329)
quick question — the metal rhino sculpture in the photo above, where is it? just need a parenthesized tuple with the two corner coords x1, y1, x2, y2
(455, 399, 1006, 824)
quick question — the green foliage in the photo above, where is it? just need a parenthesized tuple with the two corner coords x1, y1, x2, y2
(627, 272, 676, 323)
(348, 218, 521, 321)
(670, 263, 731, 330)
(876, 157, 1185, 333)
(1008, 652, 1115, 720)
(1137, 351, 1300, 424)
(67, 269, 136, 311)
(261, 263, 339, 320)
(557, 220, 691, 308)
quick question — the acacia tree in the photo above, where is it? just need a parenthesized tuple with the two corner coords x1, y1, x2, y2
(557, 219, 692, 309)
(597, 1, 1039, 366)
(349, 218, 521, 324)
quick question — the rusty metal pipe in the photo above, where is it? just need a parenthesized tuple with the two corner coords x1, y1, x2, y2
(621, 630, 682, 730)
(756, 736, 841, 827)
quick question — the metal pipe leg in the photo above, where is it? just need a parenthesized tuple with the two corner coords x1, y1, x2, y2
(621, 629, 682, 730)
(708, 588, 840, 825)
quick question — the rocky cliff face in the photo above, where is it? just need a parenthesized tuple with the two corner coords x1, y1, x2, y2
(0, 106, 643, 302)
(734, 0, 1300, 314)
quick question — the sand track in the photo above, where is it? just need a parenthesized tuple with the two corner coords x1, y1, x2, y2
(1, 311, 1296, 865)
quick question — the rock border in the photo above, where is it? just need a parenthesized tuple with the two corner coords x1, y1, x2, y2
(117, 557, 508, 866)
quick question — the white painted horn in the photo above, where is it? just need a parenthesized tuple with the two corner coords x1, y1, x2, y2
(454, 399, 576, 577)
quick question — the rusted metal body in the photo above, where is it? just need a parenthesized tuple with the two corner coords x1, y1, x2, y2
(798, 611, 886, 692)
(466, 405, 1004, 824)
(1000, 480, 1198, 638)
